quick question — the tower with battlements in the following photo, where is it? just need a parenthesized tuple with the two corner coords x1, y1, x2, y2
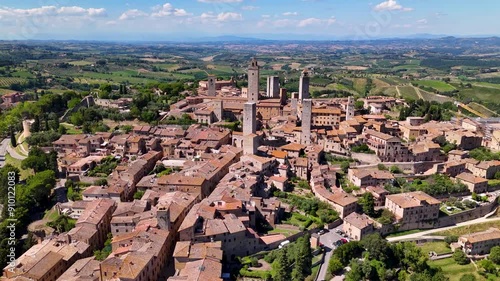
(346, 96, 354, 121)
(301, 99, 312, 145)
(243, 102, 258, 155)
(299, 68, 310, 101)
(248, 58, 260, 102)
(207, 75, 216, 96)
(267, 76, 280, 98)
(213, 100, 223, 122)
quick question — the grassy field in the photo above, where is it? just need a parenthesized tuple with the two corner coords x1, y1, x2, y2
(352, 78, 367, 94)
(435, 220, 500, 237)
(414, 80, 456, 92)
(458, 86, 500, 104)
(468, 102, 498, 117)
(268, 228, 301, 237)
(61, 123, 83, 135)
(398, 86, 420, 100)
(428, 258, 483, 281)
(417, 242, 452, 255)
(68, 60, 94, 66)
(43, 208, 60, 221)
(5, 153, 33, 180)
(419, 89, 455, 103)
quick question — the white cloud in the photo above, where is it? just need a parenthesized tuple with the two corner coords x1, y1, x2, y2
(416, 18, 427, 24)
(216, 12, 243, 22)
(327, 17, 337, 25)
(298, 17, 322, 27)
(151, 3, 192, 17)
(374, 0, 413, 12)
(242, 6, 259, 11)
(119, 9, 148, 20)
(0, 6, 107, 18)
(283, 12, 298, 16)
(261, 15, 271, 18)
(198, 0, 243, 3)
(200, 12, 216, 20)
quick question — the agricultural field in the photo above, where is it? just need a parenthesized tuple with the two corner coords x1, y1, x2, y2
(419, 89, 455, 103)
(0, 77, 26, 88)
(413, 80, 456, 92)
(468, 102, 498, 117)
(398, 86, 420, 100)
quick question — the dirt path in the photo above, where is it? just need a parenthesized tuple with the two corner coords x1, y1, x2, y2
(412, 86, 424, 100)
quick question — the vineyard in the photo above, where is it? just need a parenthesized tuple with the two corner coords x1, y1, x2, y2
(0, 77, 25, 88)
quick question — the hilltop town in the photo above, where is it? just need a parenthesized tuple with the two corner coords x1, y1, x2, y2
(0, 53, 499, 281)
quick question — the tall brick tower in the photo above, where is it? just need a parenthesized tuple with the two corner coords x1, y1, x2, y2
(243, 102, 258, 155)
(248, 58, 260, 102)
(299, 68, 310, 101)
(301, 99, 312, 145)
(346, 96, 354, 121)
(267, 76, 280, 98)
(207, 75, 216, 96)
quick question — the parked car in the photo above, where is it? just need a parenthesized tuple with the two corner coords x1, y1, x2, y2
(318, 229, 325, 235)
(341, 238, 348, 244)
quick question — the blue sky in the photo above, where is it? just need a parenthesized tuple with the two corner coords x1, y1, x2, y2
(0, 0, 498, 40)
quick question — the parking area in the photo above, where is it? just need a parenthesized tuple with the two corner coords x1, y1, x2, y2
(316, 224, 349, 281)
(318, 225, 349, 250)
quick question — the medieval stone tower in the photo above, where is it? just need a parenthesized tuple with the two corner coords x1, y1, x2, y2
(346, 96, 355, 121)
(299, 68, 310, 101)
(207, 75, 216, 96)
(243, 102, 257, 136)
(301, 99, 312, 145)
(248, 58, 260, 102)
(243, 102, 258, 155)
(213, 100, 223, 122)
(267, 76, 280, 98)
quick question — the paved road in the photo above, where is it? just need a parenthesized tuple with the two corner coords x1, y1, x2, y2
(6, 139, 27, 160)
(0, 139, 9, 168)
(316, 225, 345, 281)
(387, 216, 500, 242)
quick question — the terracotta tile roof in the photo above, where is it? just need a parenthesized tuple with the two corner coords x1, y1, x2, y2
(456, 173, 488, 184)
(158, 174, 206, 186)
(386, 191, 440, 209)
(460, 227, 500, 244)
(344, 212, 374, 230)
(328, 192, 358, 206)
(271, 150, 288, 159)
(281, 142, 306, 151)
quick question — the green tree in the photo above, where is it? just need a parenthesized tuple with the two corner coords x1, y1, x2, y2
(452, 250, 469, 265)
(273, 248, 290, 281)
(9, 126, 16, 148)
(444, 235, 458, 244)
(489, 246, 500, 264)
(361, 233, 391, 262)
(345, 260, 364, 281)
(358, 193, 375, 217)
(133, 190, 145, 200)
(478, 259, 496, 274)
(392, 242, 429, 273)
(340, 161, 350, 173)
(333, 241, 363, 266)
(327, 257, 343, 276)
(390, 165, 403, 174)
(47, 215, 76, 232)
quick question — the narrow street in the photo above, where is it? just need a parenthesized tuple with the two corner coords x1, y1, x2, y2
(316, 225, 345, 281)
